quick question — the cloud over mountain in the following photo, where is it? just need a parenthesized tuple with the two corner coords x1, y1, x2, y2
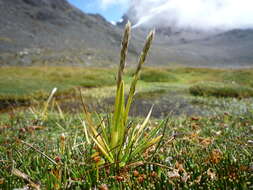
(127, 0, 253, 31)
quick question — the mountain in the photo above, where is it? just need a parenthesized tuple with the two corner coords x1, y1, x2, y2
(0, 0, 117, 50)
(0, 0, 253, 68)
(147, 28, 253, 67)
(0, 0, 138, 66)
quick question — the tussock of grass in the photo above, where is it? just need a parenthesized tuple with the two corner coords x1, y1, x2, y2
(140, 68, 178, 82)
(190, 82, 253, 98)
(81, 23, 164, 171)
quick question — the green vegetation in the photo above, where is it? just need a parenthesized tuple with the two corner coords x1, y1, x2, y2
(0, 66, 116, 108)
(0, 67, 116, 95)
(140, 68, 178, 82)
(190, 82, 253, 98)
(0, 107, 252, 189)
(1, 65, 253, 104)
(1, 66, 253, 109)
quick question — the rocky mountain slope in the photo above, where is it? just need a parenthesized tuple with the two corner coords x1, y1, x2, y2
(0, 0, 252, 68)
(0, 0, 132, 66)
(148, 27, 253, 67)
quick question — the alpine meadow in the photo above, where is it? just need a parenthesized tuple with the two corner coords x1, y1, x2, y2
(0, 0, 253, 189)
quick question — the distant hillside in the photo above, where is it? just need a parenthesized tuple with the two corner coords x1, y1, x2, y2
(147, 28, 253, 67)
(0, 0, 253, 68)
(0, 0, 119, 50)
(0, 0, 136, 66)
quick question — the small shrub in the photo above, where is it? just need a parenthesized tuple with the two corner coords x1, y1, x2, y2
(190, 82, 253, 98)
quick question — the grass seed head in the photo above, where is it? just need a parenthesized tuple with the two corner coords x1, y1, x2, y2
(135, 30, 155, 75)
(118, 21, 131, 88)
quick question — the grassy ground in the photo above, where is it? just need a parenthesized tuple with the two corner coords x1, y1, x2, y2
(0, 66, 253, 189)
(0, 66, 117, 109)
(1, 66, 253, 107)
(0, 66, 116, 96)
(0, 107, 252, 189)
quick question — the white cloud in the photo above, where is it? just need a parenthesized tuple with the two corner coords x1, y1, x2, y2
(99, 0, 129, 9)
(130, 0, 253, 30)
(110, 21, 116, 25)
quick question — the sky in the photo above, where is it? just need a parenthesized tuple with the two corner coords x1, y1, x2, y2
(67, 0, 129, 22)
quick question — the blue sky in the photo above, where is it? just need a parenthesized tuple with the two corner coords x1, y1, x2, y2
(67, 0, 129, 22)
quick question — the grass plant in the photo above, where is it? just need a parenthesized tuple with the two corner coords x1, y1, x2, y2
(81, 22, 166, 170)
